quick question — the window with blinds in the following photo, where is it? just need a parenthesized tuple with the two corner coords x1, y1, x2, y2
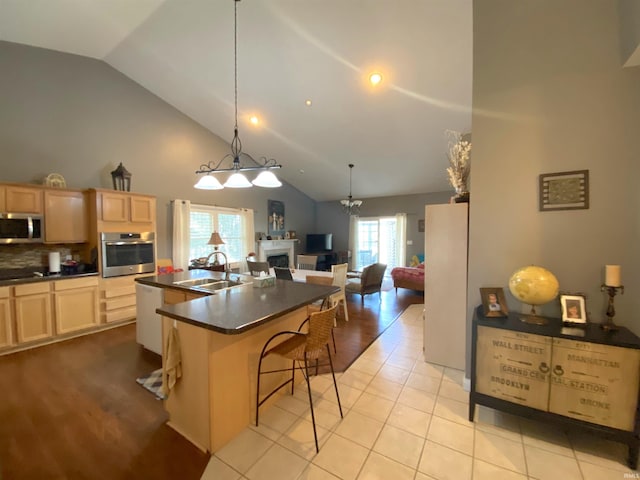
(189, 205, 245, 264)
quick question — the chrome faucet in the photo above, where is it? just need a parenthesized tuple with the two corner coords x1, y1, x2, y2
(206, 251, 230, 279)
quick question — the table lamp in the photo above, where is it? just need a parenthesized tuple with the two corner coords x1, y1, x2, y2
(207, 232, 225, 265)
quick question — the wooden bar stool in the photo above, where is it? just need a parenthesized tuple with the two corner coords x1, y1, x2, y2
(255, 305, 343, 453)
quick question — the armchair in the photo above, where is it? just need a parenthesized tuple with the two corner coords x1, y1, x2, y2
(345, 263, 387, 304)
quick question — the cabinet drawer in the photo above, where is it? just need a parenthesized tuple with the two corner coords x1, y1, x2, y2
(0, 286, 9, 299)
(104, 295, 136, 311)
(54, 277, 99, 291)
(104, 285, 136, 298)
(105, 306, 136, 323)
(14, 282, 51, 296)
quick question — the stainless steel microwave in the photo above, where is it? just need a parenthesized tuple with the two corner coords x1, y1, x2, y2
(0, 213, 44, 244)
(101, 232, 156, 278)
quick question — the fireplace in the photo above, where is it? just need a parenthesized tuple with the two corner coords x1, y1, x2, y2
(267, 254, 289, 268)
(257, 240, 297, 268)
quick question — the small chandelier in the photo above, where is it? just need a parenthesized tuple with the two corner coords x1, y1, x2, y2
(194, 0, 282, 190)
(340, 163, 362, 215)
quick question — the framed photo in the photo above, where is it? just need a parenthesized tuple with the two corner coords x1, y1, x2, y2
(480, 287, 509, 317)
(418, 219, 425, 233)
(267, 200, 285, 237)
(539, 169, 589, 211)
(560, 294, 587, 324)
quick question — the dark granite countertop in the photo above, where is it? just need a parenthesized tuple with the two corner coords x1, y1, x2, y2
(137, 270, 339, 335)
(0, 267, 99, 287)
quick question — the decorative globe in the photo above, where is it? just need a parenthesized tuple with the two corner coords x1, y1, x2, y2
(508, 265, 559, 314)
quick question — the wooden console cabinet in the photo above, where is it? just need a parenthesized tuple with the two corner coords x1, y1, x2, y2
(470, 306, 640, 468)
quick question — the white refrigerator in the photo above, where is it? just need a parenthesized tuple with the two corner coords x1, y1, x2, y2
(135, 283, 164, 355)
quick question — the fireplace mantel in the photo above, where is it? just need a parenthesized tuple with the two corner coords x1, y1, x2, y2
(257, 240, 298, 268)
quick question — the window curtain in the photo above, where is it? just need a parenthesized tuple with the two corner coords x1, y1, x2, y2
(348, 215, 359, 270)
(239, 208, 255, 272)
(395, 212, 407, 267)
(172, 199, 191, 271)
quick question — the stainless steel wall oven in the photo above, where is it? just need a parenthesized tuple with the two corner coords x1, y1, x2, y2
(101, 232, 155, 278)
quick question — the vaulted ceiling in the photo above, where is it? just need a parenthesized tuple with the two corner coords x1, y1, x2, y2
(0, 0, 472, 201)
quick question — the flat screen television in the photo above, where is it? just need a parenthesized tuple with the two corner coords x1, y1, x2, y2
(306, 233, 332, 253)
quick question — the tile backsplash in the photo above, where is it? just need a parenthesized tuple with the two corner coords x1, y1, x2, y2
(0, 244, 77, 270)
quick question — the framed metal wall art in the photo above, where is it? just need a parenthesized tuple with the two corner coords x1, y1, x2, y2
(539, 170, 589, 211)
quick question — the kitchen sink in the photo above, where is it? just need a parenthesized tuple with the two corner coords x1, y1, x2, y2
(192, 280, 245, 292)
(173, 277, 247, 293)
(173, 278, 219, 287)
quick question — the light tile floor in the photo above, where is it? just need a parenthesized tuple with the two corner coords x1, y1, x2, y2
(201, 305, 639, 480)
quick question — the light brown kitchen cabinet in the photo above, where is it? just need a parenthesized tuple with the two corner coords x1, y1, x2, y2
(0, 287, 14, 349)
(44, 190, 88, 243)
(100, 192, 155, 224)
(14, 283, 53, 344)
(5, 185, 43, 214)
(100, 274, 152, 323)
(53, 277, 99, 334)
(130, 196, 155, 223)
(0, 185, 5, 212)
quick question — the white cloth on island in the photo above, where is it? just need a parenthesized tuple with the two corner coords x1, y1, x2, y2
(162, 325, 182, 397)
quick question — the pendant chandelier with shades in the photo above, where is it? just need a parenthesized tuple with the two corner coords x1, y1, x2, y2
(340, 163, 362, 215)
(194, 0, 282, 190)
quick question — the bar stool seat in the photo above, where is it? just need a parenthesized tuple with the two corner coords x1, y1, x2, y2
(256, 305, 343, 453)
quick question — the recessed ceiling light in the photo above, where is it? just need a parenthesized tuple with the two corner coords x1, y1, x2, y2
(305, 99, 312, 106)
(250, 115, 259, 126)
(299, 169, 305, 174)
(369, 72, 383, 86)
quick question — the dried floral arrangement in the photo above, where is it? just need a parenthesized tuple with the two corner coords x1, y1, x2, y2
(445, 130, 472, 196)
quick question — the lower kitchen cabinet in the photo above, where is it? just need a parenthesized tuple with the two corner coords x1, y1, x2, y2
(100, 274, 152, 323)
(53, 277, 99, 334)
(0, 287, 13, 349)
(14, 283, 53, 344)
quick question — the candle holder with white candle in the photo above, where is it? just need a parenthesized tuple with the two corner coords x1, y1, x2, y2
(601, 264, 623, 331)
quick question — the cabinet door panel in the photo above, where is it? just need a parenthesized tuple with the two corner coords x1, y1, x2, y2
(130, 196, 155, 223)
(44, 190, 87, 243)
(6, 186, 43, 213)
(0, 297, 13, 348)
(54, 287, 99, 334)
(101, 193, 129, 222)
(475, 326, 552, 411)
(15, 294, 52, 343)
(549, 338, 640, 431)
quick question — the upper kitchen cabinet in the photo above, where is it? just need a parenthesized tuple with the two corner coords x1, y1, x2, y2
(44, 189, 88, 243)
(92, 190, 156, 230)
(4, 185, 43, 214)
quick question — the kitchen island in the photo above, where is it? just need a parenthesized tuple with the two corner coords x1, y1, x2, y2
(138, 271, 339, 452)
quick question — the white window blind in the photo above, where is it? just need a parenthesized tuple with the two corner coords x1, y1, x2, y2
(189, 204, 254, 266)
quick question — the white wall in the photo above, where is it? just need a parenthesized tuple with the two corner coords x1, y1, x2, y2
(468, 0, 640, 372)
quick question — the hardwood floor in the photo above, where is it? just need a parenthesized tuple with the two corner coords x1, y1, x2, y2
(0, 287, 422, 480)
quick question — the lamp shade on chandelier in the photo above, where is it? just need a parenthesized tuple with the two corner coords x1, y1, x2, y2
(340, 163, 362, 215)
(194, 0, 282, 190)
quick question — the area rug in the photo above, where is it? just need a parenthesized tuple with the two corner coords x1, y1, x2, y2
(136, 368, 165, 400)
